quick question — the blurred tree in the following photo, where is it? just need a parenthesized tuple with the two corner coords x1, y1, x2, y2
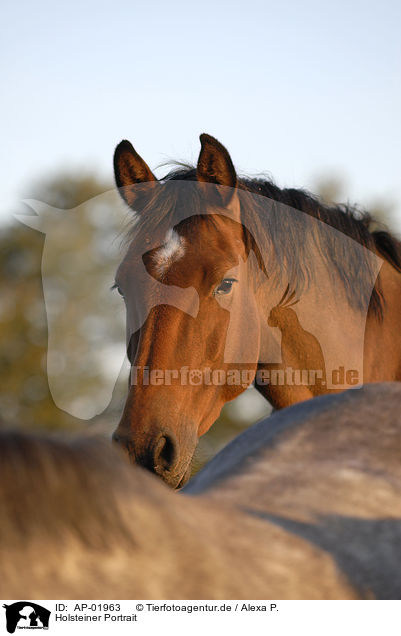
(0, 173, 128, 432)
(313, 175, 398, 232)
(313, 174, 347, 206)
(0, 218, 56, 429)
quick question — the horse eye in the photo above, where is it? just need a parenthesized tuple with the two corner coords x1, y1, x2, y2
(214, 278, 238, 296)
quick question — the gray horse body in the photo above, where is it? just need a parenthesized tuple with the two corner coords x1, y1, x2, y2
(1, 383, 400, 599)
(185, 383, 401, 599)
(0, 432, 352, 599)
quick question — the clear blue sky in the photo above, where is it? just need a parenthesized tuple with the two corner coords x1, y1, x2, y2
(1, 0, 400, 226)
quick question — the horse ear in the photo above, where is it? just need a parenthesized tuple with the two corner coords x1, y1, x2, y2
(114, 140, 157, 208)
(197, 133, 237, 190)
(197, 134, 240, 218)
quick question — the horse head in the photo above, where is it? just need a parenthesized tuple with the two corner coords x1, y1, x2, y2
(112, 135, 263, 487)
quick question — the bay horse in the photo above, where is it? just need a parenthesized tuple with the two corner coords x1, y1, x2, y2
(1, 384, 401, 599)
(112, 134, 401, 487)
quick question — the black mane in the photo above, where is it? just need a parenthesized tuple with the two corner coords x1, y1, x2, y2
(127, 164, 401, 317)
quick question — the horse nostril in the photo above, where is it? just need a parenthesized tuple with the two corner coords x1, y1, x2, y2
(153, 433, 178, 473)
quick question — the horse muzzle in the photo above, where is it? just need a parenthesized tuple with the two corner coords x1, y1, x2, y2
(112, 427, 196, 489)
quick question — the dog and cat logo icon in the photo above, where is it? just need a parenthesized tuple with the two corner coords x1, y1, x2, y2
(2, 603, 50, 633)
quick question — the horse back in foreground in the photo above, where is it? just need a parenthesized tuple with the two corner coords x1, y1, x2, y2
(1, 383, 401, 599)
(185, 383, 401, 599)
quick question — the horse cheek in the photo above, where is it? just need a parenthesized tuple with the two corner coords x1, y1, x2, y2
(223, 291, 260, 366)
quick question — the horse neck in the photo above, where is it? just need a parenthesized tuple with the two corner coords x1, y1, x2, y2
(363, 258, 401, 383)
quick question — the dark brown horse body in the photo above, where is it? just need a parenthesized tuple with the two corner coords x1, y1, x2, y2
(112, 134, 401, 487)
(2, 384, 401, 599)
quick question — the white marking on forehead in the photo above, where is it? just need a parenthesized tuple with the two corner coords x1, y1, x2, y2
(152, 228, 187, 276)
